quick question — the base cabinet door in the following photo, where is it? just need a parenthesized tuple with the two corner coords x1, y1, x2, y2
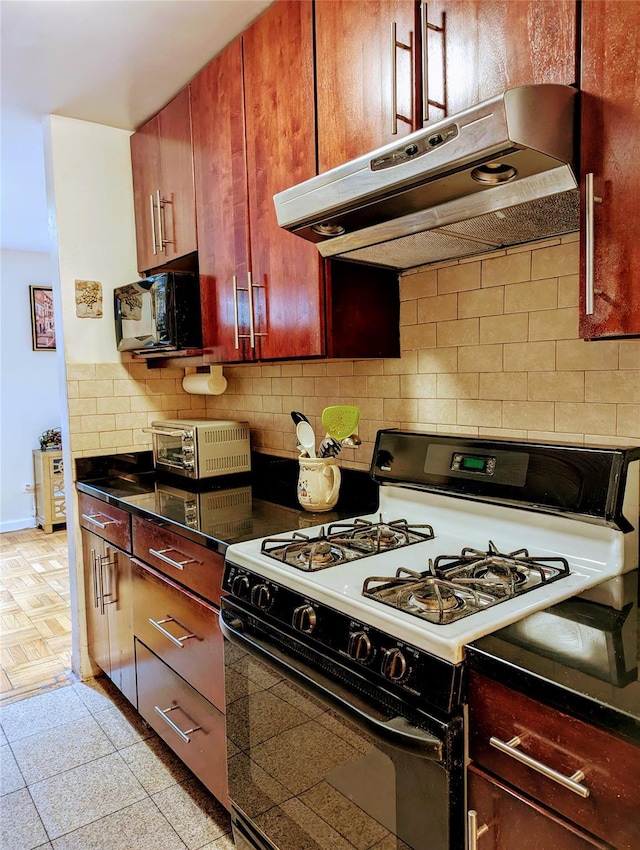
(467, 766, 606, 850)
(81, 528, 136, 706)
(136, 640, 228, 808)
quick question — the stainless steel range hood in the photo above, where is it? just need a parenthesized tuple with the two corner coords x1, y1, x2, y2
(274, 85, 579, 270)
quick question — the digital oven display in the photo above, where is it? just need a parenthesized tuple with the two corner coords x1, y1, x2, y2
(450, 452, 496, 475)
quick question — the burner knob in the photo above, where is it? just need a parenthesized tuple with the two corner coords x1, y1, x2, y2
(347, 631, 372, 663)
(292, 604, 317, 634)
(251, 583, 271, 610)
(381, 647, 407, 681)
(231, 574, 251, 599)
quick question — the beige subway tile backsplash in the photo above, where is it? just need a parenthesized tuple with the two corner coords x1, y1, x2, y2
(66, 237, 639, 466)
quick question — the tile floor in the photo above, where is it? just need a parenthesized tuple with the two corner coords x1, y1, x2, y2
(0, 529, 235, 850)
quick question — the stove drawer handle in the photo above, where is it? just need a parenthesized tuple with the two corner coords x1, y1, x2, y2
(148, 547, 199, 571)
(154, 705, 201, 743)
(489, 735, 590, 798)
(148, 616, 197, 649)
(220, 610, 444, 761)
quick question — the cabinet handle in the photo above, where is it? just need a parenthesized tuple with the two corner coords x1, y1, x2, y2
(90, 548, 100, 609)
(82, 512, 118, 530)
(391, 22, 398, 135)
(154, 704, 201, 744)
(156, 190, 164, 253)
(585, 172, 603, 316)
(489, 735, 590, 798)
(148, 547, 198, 571)
(97, 553, 107, 616)
(420, 2, 445, 124)
(149, 194, 158, 255)
(467, 810, 489, 850)
(232, 275, 240, 349)
(148, 615, 197, 648)
(237, 272, 267, 350)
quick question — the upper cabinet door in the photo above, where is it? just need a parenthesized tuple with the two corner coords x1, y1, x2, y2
(579, 0, 640, 340)
(191, 38, 253, 362)
(423, 0, 577, 125)
(243, 0, 325, 360)
(130, 115, 162, 273)
(157, 89, 197, 264)
(315, 0, 419, 173)
(130, 89, 197, 274)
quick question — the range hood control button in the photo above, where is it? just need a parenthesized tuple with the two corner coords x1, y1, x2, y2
(405, 143, 419, 157)
(428, 133, 443, 147)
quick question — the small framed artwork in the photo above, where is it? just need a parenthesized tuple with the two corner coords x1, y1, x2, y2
(30, 285, 56, 351)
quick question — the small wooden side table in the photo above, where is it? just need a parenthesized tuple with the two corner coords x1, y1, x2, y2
(33, 449, 66, 533)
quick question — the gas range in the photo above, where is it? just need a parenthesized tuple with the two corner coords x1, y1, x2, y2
(224, 431, 639, 667)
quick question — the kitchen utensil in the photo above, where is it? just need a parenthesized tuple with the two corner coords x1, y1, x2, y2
(296, 421, 316, 458)
(318, 435, 341, 458)
(290, 411, 311, 426)
(341, 433, 361, 448)
(321, 405, 360, 441)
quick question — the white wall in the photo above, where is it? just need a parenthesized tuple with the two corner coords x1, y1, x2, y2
(44, 114, 139, 679)
(46, 116, 139, 364)
(0, 249, 62, 531)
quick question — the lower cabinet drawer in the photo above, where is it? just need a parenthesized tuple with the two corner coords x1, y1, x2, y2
(132, 516, 224, 605)
(468, 671, 640, 849)
(79, 493, 131, 552)
(136, 640, 228, 809)
(468, 765, 607, 849)
(132, 559, 224, 712)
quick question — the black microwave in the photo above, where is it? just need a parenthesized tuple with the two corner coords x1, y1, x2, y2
(114, 271, 202, 352)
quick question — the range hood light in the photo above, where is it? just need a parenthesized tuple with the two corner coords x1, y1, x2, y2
(471, 162, 518, 184)
(312, 222, 346, 237)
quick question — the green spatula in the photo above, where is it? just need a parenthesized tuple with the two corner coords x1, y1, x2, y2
(321, 405, 360, 441)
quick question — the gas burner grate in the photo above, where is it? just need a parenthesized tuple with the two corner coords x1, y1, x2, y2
(261, 516, 436, 570)
(362, 541, 571, 623)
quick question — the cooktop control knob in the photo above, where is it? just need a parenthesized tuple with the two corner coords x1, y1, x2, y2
(381, 647, 407, 681)
(231, 573, 250, 600)
(347, 630, 372, 662)
(292, 604, 317, 634)
(251, 583, 271, 610)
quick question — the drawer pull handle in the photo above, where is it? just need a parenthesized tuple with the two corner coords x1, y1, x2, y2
(82, 512, 118, 530)
(154, 705, 201, 743)
(148, 616, 196, 649)
(467, 810, 489, 849)
(489, 735, 590, 798)
(148, 547, 198, 571)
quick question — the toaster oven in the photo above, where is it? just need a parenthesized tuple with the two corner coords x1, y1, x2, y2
(143, 419, 251, 480)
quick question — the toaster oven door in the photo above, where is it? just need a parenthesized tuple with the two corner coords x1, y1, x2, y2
(146, 425, 195, 478)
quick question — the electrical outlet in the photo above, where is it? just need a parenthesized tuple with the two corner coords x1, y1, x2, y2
(24, 483, 35, 493)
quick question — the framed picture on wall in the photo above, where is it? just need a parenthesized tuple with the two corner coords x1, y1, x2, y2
(30, 285, 56, 351)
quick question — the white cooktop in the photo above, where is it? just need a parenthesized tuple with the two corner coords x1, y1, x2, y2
(225, 486, 632, 664)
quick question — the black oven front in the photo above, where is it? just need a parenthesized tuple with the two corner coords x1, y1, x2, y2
(220, 596, 465, 850)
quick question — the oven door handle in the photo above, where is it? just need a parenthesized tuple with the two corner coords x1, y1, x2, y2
(220, 611, 444, 761)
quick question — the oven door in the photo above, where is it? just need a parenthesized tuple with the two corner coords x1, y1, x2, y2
(143, 425, 194, 478)
(220, 599, 464, 850)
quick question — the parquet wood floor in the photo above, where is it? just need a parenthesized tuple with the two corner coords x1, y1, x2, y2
(0, 526, 74, 705)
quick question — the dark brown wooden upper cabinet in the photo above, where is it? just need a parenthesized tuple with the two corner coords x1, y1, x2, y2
(579, 0, 640, 340)
(190, 0, 400, 365)
(422, 1, 578, 126)
(130, 88, 197, 274)
(191, 37, 253, 363)
(315, 0, 421, 173)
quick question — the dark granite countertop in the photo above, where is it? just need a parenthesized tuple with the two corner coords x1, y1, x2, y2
(467, 570, 640, 746)
(76, 450, 379, 557)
